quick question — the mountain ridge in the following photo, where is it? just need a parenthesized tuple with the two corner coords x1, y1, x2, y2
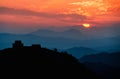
(64, 47, 99, 58)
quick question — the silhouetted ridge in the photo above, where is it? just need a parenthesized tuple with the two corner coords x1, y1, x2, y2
(79, 52, 120, 79)
(0, 40, 97, 79)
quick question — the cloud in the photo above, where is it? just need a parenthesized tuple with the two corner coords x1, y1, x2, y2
(0, 7, 87, 22)
(0, 7, 52, 17)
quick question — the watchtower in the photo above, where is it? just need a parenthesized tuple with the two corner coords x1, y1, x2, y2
(12, 40, 24, 48)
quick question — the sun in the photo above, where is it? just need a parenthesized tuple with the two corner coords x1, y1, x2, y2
(82, 23, 91, 28)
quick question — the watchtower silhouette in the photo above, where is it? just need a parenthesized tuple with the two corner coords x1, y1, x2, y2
(12, 40, 24, 48)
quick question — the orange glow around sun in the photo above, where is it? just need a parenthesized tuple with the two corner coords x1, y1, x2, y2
(0, 0, 120, 29)
(82, 23, 91, 28)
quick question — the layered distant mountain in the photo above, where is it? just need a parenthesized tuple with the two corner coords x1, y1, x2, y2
(79, 52, 120, 67)
(0, 28, 120, 53)
(0, 33, 80, 50)
(30, 27, 120, 40)
(79, 52, 120, 79)
(31, 29, 82, 39)
(64, 47, 99, 58)
(31, 28, 120, 52)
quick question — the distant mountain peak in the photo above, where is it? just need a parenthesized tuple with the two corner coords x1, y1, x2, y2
(65, 46, 98, 58)
(31, 29, 57, 33)
(63, 28, 81, 33)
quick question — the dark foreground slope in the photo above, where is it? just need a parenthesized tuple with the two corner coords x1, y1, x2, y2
(79, 52, 120, 79)
(0, 45, 96, 79)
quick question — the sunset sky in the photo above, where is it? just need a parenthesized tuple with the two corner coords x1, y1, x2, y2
(0, 0, 120, 33)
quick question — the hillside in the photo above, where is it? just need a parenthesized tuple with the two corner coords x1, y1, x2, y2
(79, 52, 120, 79)
(0, 40, 96, 79)
(80, 52, 120, 67)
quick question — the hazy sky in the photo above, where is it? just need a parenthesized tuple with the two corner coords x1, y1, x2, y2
(0, 0, 120, 33)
